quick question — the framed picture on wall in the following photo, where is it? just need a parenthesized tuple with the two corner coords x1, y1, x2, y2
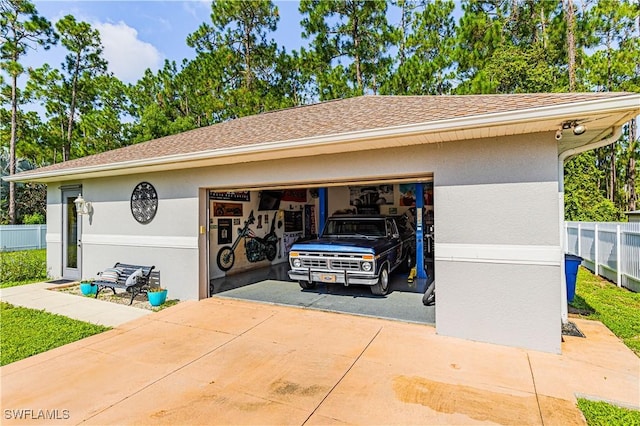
(281, 189, 307, 202)
(218, 219, 232, 244)
(258, 190, 283, 210)
(213, 202, 243, 217)
(209, 191, 250, 202)
(284, 210, 303, 232)
(399, 183, 434, 207)
(305, 205, 316, 237)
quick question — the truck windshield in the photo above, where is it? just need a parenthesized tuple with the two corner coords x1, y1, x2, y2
(324, 219, 385, 237)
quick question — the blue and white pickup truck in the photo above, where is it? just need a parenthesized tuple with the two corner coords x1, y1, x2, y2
(288, 215, 415, 295)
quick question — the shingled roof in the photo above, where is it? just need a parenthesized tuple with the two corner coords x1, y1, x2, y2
(10, 93, 640, 182)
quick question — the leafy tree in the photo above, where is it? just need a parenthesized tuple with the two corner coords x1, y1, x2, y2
(77, 74, 131, 156)
(383, 0, 456, 95)
(583, 0, 640, 213)
(300, 0, 393, 99)
(564, 151, 621, 222)
(564, 0, 578, 91)
(27, 16, 111, 161)
(483, 43, 557, 93)
(0, 0, 56, 223)
(128, 60, 198, 141)
(185, 0, 294, 120)
(55, 15, 108, 161)
(0, 146, 45, 224)
(454, 0, 507, 94)
(0, 107, 50, 165)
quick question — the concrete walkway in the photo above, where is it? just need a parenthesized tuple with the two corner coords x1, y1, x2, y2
(1, 295, 638, 425)
(0, 282, 151, 327)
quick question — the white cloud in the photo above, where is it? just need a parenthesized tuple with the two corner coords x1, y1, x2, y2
(94, 21, 164, 83)
(182, 0, 211, 19)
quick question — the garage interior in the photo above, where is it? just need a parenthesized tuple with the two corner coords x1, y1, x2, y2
(207, 180, 436, 324)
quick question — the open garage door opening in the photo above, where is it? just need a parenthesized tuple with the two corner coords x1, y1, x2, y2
(205, 178, 435, 324)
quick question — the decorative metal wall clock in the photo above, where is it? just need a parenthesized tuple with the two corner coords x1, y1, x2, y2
(130, 182, 158, 224)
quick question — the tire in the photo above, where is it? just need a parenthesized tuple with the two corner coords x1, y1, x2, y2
(265, 242, 277, 261)
(298, 280, 316, 290)
(371, 265, 389, 295)
(217, 246, 235, 271)
(399, 249, 414, 273)
(422, 281, 435, 306)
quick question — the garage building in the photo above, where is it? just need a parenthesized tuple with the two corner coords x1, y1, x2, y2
(9, 93, 640, 354)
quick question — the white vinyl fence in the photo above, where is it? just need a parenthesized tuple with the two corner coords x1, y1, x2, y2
(566, 221, 640, 292)
(0, 225, 47, 252)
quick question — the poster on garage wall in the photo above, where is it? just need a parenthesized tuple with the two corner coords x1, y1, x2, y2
(217, 218, 232, 244)
(348, 185, 394, 214)
(213, 202, 244, 217)
(399, 183, 434, 207)
(305, 205, 316, 237)
(209, 191, 250, 202)
(281, 189, 307, 203)
(258, 190, 283, 210)
(349, 185, 394, 207)
(284, 210, 303, 232)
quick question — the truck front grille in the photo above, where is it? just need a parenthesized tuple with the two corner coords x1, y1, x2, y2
(295, 252, 371, 273)
(330, 260, 360, 270)
(301, 259, 328, 268)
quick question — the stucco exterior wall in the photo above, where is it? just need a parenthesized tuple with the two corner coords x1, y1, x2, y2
(46, 131, 561, 352)
(52, 173, 202, 301)
(431, 134, 561, 353)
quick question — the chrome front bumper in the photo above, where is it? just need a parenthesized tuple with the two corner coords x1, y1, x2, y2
(288, 269, 378, 286)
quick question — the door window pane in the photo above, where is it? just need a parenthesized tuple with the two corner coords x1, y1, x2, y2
(66, 198, 77, 268)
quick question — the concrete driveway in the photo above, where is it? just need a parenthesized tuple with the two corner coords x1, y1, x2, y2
(1, 297, 638, 425)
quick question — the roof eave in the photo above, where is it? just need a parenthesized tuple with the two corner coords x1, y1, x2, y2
(7, 93, 640, 184)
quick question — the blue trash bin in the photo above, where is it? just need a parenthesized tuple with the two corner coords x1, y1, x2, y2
(564, 254, 583, 303)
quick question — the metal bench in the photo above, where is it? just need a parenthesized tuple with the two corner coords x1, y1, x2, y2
(94, 263, 155, 305)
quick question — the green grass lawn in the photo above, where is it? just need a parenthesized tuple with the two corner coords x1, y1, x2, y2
(571, 267, 640, 356)
(571, 267, 640, 425)
(577, 398, 640, 426)
(0, 249, 48, 288)
(0, 301, 109, 366)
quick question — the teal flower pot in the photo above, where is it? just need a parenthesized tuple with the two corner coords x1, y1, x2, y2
(148, 289, 167, 306)
(80, 282, 97, 296)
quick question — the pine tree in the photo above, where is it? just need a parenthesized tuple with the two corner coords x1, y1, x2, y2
(0, 0, 56, 223)
(300, 0, 393, 99)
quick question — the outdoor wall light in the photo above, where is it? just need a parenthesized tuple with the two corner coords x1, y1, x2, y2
(560, 120, 587, 137)
(74, 194, 92, 215)
(573, 123, 587, 135)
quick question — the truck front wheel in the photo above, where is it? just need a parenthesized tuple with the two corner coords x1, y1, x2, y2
(399, 249, 414, 273)
(371, 265, 389, 295)
(298, 280, 316, 290)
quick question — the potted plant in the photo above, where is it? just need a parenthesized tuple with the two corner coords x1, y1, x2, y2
(80, 279, 97, 296)
(147, 286, 168, 306)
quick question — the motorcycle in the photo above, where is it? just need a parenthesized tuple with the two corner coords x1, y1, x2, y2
(216, 210, 278, 272)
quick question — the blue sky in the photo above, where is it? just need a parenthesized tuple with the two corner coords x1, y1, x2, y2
(26, 1, 315, 84)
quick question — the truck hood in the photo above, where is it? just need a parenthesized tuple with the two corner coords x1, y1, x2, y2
(290, 237, 389, 255)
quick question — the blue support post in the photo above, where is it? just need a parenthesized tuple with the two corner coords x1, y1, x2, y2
(318, 188, 328, 235)
(415, 183, 427, 279)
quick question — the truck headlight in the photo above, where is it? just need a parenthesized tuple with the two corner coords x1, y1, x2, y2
(292, 258, 302, 268)
(361, 261, 372, 272)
